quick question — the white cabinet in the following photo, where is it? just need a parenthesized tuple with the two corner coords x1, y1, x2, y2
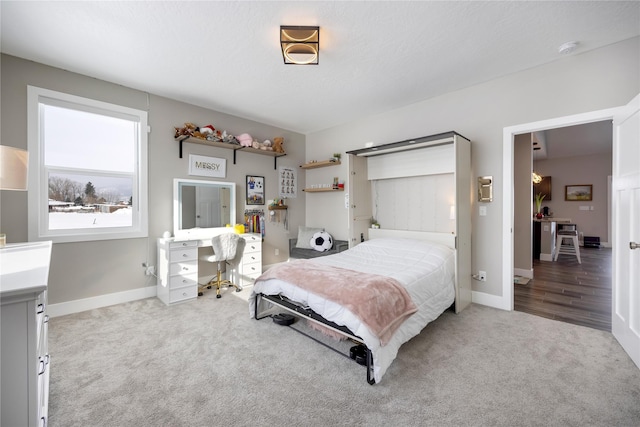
(1, 241, 52, 427)
(346, 131, 471, 313)
(237, 233, 262, 287)
(157, 239, 199, 305)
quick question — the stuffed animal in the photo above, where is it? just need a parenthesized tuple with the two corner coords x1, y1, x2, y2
(236, 133, 253, 147)
(272, 137, 285, 153)
(174, 122, 196, 138)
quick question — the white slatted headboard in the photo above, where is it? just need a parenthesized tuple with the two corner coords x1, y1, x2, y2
(368, 228, 456, 250)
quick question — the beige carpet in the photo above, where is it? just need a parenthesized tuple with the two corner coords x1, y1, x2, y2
(47, 288, 640, 426)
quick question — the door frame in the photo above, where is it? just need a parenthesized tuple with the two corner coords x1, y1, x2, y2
(501, 106, 622, 310)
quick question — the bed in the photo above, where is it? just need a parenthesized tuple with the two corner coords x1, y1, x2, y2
(249, 230, 457, 384)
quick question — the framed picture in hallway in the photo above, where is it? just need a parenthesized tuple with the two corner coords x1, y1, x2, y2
(565, 184, 592, 201)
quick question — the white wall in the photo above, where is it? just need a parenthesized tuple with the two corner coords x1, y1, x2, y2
(305, 37, 640, 300)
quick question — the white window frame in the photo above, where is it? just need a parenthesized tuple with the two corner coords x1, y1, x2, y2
(27, 86, 148, 243)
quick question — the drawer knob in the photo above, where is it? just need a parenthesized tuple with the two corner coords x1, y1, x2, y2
(183, 254, 189, 257)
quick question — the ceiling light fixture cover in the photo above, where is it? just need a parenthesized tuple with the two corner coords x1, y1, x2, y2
(280, 26, 319, 65)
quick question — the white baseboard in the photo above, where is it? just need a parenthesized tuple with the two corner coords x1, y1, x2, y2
(472, 290, 510, 311)
(48, 286, 157, 318)
(513, 268, 533, 279)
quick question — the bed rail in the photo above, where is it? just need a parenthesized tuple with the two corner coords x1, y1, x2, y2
(254, 293, 376, 385)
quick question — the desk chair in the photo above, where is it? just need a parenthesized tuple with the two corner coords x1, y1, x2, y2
(554, 223, 581, 264)
(199, 233, 246, 298)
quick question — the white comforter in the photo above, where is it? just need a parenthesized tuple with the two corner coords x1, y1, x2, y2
(249, 237, 455, 383)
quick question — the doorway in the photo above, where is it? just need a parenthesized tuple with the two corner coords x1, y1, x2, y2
(501, 106, 621, 313)
(512, 122, 613, 331)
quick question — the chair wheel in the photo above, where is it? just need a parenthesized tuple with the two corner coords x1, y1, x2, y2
(216, 294, 221, 299)
(207, 285, 212, 289)
(235, 288, 242, 292)
(198, 292, 203, 296)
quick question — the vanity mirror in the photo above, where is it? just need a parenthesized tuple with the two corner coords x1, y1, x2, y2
(173, 178, 236, 238)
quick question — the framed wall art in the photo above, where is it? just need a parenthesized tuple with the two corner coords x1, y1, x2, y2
(246, 175, 265, 205)
(565, 184, 592, 201)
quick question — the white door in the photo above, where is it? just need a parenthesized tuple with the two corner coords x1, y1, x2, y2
(612, 93, 640, 369)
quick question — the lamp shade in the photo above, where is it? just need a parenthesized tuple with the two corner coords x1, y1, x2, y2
(280, 26, 319, 65)
(0, 145, 29, 191)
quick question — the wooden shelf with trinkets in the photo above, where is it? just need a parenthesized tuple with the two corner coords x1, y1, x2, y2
(175, 135, 286, 169)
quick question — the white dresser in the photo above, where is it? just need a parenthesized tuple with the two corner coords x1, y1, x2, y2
(1, 241, 53, 427)
(236, 233, 262, 287)
(156, 238, 199, 305)
(156, 233, 262, 305)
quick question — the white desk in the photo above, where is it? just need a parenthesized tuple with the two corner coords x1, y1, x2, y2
(156, 232, 261, 305)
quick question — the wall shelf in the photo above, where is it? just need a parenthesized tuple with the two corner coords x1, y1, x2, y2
(175, 136, 286, 169)
(268, 205, 288, 210)
(302, 187, 344, 193)
(300, 159, 341, 169)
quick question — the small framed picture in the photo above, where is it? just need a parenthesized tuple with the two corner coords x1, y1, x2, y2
(246, 175, 265, 205)
(565, 184, 592, 201)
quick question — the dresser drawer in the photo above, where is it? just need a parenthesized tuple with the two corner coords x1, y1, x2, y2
(242, 262, 262, 277)
(168, 273, 198, 289)
(242, 251, 262, 265)
(242, 234, 261, 244)
(244, 242, 261, 254)
(169, 240, 198, 249)
(169, 260, 197, 276)
(169, 248, 197, 262)
(169, 286, 198, 303)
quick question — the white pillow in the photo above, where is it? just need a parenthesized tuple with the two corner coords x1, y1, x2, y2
(310, 231, 333, 252)
(295, 226, 324, 249)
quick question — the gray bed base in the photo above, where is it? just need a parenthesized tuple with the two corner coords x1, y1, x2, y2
(253, 293, 376, 385)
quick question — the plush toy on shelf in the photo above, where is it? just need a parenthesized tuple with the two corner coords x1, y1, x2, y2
(236, 133, 253, 147)
(174, 122, 196, 138)
(272, 137, 285, 154)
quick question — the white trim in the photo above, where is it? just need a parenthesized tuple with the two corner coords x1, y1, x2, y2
(514, 268, 533, 279)
(501, 106, 623, 312)
(472, 290, 510, 311)
(48, 286, 156, 318)
(27, 85, 149, 243)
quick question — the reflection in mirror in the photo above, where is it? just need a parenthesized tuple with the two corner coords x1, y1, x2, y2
(173, 179, 236, 238)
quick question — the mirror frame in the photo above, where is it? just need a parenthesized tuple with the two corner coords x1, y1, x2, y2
(173, 178, 236, 238)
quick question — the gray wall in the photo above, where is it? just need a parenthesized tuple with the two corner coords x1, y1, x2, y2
(0, 54, 306, 305)
(535, 152, 612, 243)
(514, 133, 533, 273)
(305, 37, 640, 299)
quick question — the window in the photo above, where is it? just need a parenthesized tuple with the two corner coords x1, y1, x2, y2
(28, 86, 148, 243)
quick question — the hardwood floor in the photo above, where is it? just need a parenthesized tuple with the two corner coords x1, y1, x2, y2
(514, 246, 612, 332)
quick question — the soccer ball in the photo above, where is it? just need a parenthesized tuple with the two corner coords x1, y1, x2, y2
(310, 231, 333, 252)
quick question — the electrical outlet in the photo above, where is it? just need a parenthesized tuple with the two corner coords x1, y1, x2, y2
(478, 270, 487, 281)
(145, 266, 155, 276)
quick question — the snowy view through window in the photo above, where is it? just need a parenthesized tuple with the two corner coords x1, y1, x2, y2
(44, 103, 136, 230)
(48, 173, 133, 229)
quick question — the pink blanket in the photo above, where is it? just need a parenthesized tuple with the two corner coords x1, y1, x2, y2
(257, 259, 417, 345)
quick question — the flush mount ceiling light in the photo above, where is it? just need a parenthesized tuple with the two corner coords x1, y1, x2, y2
(558, 41, 579, 55)
(280, 26, 319, 65)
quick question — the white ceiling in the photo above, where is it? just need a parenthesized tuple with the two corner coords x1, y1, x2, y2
(1, 1, 639, 136)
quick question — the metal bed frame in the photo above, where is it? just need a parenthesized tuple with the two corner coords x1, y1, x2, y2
(253, 293, 376, 385)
